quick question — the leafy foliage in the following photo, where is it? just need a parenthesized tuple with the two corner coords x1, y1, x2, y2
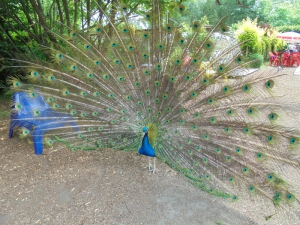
(234, 18, 263, 57)
(276, 25, 300, 33)
(0, 0, 298, 89)
(180, 0, 256, 25)
(247, 53, 264, 68)
(233, 17, 286, 61)
(254, 0, 300, 27)
(0, 0, 154, 90)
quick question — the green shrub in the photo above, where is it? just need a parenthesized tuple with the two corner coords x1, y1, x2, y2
(247, 53, 264, 68)
(237, 28, 260, 56)
(270, 38, 279, 52)
(262, 36, 271, 59)
(276, 39, 287, 52)
(233, 18, 285, 62)
(276, 25, 300, 33)
(234, 18, 263, 57)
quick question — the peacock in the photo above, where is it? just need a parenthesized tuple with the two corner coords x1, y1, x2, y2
(2, 0, 300, 223)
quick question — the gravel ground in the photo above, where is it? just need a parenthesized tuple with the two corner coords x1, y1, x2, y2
(0, 67, 300, 225)
(0, 143, 255, 225)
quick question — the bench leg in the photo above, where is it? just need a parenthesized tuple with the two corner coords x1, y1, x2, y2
(8, 119, 17, 138)
(32, 131, 44, 155)
(8, 126, 14, 139)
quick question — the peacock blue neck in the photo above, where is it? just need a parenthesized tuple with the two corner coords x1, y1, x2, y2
(138, 124, 158, 157)
(138, 132, 155, 157)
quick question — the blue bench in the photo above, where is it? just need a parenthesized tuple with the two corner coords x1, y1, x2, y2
(9, 92, 79, 154)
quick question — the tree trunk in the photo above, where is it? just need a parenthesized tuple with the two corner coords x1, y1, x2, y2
(107, 0, 117, 38)
(55, 0, 64, 34)
(20, 0, 41, 43)
(87, 0, 91, 28)
(29, 0, 57, 44)
(62, 0, 71, 28)
(74, 0, 78, 29)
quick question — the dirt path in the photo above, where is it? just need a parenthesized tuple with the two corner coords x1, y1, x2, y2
(0, 142, 255, 225)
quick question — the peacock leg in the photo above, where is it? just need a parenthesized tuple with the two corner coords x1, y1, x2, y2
(144, 158, 152, 171)
(144, 158, 159, 173)
(149, 158, 159, 173)
(151, 158, 156, 173)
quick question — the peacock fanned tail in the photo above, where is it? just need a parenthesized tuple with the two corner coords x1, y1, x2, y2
(5, 0, 300, 222)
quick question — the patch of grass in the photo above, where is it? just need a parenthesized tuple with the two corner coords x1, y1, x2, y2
(0, 111, 9, 118)
(0, 93, 13, 100)
(0, 93, 11, 118)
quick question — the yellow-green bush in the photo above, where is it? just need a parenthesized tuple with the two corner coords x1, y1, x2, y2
(234, 18, 263, 57)
(262, 36, 271, 59)
(234, 18, 286, 62)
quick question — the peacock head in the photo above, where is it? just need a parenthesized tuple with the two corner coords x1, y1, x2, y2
(142, 126, 148, 133)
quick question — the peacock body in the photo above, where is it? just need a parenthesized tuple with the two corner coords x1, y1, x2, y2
(3, 0, 300, 223)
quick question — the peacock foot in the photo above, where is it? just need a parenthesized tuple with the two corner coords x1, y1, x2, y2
(144, 157, 159, 173)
